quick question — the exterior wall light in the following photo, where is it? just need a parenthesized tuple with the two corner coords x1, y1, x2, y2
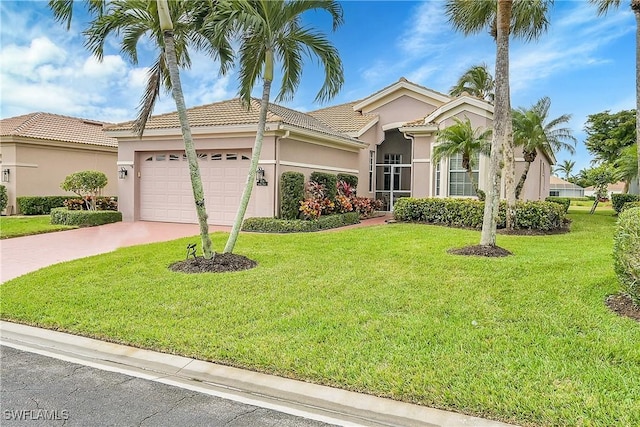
(1, 169, 9, 183)
(118, 167, 128, 179)
(256, 166, 268, 186)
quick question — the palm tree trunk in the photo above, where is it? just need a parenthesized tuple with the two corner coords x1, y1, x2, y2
(480, 0, 511, 246)
(466, 167, 481, 198)
(634, 1, 640, 194)
(225, 53, 273, 254)
(515, 161, 531, 200)
(163, 30, 214, 259)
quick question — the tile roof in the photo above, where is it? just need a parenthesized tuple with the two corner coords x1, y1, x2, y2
(0, 112, 117, 148)
(108, 98, 361, 143)
(307, 101, 378, 134)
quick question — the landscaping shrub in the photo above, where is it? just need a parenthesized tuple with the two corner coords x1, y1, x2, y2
(0, 185, 7, 212)
(621, 201, 640, 213)
(613, 207, 640, 306)
(242, 212, 360, 233)
(309, 172, 337, 200)
(394, 198, 566, 231)
(280, 172, 304, 220)
(60, 170, 108, 211)
(17, 196, 68, 215)
(64, 196, 118, 211)
(337, 173, 358, 189)
(545, 196, 571, 213)
(50, 207, 122, 227)
(612, 193, 640, 214)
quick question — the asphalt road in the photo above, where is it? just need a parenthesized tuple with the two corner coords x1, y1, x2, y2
(1, 346, 335, 427)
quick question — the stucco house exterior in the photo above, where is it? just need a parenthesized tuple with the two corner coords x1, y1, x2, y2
(108, 78, 553, 225)
(549, 176, 584, 198)
(0, 113, 118, 214)
(584, 181, 626, 199)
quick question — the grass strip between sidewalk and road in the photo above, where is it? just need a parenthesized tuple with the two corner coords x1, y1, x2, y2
(1, 209, 638, 426)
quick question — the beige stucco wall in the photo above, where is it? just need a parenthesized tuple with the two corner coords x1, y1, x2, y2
(0, 138, 117, 214)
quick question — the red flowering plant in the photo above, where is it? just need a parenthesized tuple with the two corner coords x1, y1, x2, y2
(299, 181, 335, 219)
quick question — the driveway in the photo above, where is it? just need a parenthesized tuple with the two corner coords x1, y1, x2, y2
(0, 221, 229, 283)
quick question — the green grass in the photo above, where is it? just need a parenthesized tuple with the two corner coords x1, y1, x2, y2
(1, 209, 638, 426)
(0, 215, 76, 239)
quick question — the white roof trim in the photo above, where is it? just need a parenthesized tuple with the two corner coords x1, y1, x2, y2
(353, 116, 379, 137)
(353, 79, 450, 112)
(382, 121, 408, 131)
(425, 96, 494, 124)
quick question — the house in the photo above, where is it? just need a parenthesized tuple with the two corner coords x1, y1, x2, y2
(0, 113, 118, 214)
(108, 78, 553, 225)
(584, 181, 626, 199)
(549, 176, 584, 198)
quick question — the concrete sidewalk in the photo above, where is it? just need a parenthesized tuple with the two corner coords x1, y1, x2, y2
(1, 322, 517, 427)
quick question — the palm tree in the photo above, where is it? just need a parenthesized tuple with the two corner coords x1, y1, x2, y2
(218, 0, 344, 254)
(77, 0, 233, 259)
(554, 159, 576, 181)
(613, 143, 639, 192)
(590, 0, 640, 195)
(445, 0, 553, 243)
(449, 63, 495, 103)
(512, 96, 576, 199)
(433, 117, 492, 199)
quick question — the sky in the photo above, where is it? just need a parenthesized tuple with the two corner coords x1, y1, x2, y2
(0, 0, 635, 173)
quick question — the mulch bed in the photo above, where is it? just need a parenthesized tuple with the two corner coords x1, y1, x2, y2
(448, 245, 513, 257)
(169, 253, 257, 273)
(606, 294, 640, 323)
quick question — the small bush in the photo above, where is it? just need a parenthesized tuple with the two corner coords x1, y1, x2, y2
(50, 207, 122, 227)
(309, 172, 337, 200)
(545, 197, 571, 214)
(612, 193, 640, 214)
(280, 172, 305, 220)
(394, 198, 566, 231)
(337, 173, 358, 189)
(621, 201, 640, 213)
(613, 207, 640, 306)
(242, 212, 360, 233)
(0, 185, 7, 212)
(17, 196, 68, 215)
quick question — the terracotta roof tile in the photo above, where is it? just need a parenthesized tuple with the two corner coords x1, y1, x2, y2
(0, 112, 117, 148)
(307, 101, 377, 134)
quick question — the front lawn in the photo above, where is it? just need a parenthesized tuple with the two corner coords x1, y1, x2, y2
(1, 209, 638, 426)
(0, 215, 76, 239)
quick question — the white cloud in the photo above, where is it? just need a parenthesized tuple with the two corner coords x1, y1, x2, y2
(82, 55, 127, 80)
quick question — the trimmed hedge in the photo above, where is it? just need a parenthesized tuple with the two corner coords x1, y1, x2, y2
(50, 207, 122, 227)
(393, 198, 566, 231)
(337, 173, 358, 189)
(242, 212, 360, 233)
(613, 207, 640, 306)
(612, 193, 640, 214)
(280, 171, 305, 220)
(545, 196, 571, 214)
(17, 196, 68, 215)
(621, 201, 640, 213)
(310, 172, 337, 200)
(0, 185, 7, 212)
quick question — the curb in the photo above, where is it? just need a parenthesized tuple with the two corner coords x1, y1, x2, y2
(1, 321, 518, 427)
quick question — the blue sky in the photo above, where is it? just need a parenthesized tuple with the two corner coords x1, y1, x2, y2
(0, 0, 635, 173)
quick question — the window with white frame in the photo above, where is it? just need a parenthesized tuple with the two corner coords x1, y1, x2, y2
(448, 153, 478, 197)
(383, 153, 402, 191)
(369, 150, 375, 192)
(435, 161, 441, 196)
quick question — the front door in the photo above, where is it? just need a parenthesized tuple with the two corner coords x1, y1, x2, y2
(376, 154, 411, 211)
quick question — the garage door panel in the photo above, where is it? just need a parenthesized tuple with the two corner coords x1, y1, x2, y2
(140, 150, 255, 225)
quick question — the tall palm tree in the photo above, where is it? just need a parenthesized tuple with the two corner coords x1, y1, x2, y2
(217, 0, 344, 254)
(512, 96, 576, 199)
(590, 0, 640, 194)
(77, 0, 233, 259)
(445, 0, 553, 244)
(554, 159, 576, 181)
(433, 117, 492, 199)
(449, 63, 495, 103)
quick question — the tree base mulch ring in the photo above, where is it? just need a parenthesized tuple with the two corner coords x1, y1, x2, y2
(169, 253, 257, 273)
(606, 294, 640, 323)
(448, 245, 513, 257)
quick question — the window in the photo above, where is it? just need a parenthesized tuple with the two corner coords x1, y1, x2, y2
(169, 154, 179, 161)
(241, 155, 250, 160)
(383, 154, 402, 191)
(197, 152, 207, 160)
(145, 156, 153, 162)
(369, 150, 375, 192)
(448, 153, 478, 197)
(550, 190, 560, 197)
(226, 153, 237, 160)
(155, 154, 166, 161)
(435, 161, 441, 196)
(211, 153, 222, 161)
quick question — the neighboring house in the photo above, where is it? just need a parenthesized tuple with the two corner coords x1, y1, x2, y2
(0, 113, 118, 214)
(584, 181, 626, 199)
(108, 78, 553, 225)
(549, 176, 584, 198)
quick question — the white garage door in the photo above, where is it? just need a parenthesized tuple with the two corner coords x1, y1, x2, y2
(139, 150, 255, 225)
